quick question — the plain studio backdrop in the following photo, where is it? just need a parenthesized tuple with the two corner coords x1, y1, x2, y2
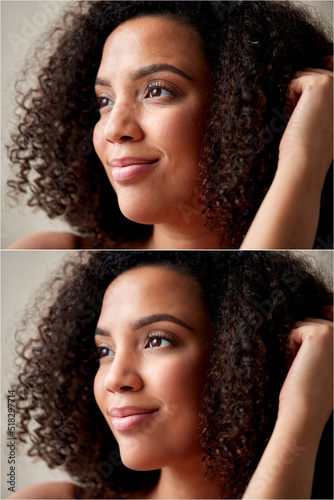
(1, 1, 333, 248)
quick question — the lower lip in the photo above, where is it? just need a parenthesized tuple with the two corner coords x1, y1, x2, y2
(111, 410, 159, 432)
(111, 161, 159, 182)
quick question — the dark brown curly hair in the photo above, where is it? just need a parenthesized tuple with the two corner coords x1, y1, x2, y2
(6, 1, 333, 248)
(13, 251, 333, 498)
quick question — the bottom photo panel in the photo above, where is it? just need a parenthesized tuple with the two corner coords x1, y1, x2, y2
(2, 250, 333, 500)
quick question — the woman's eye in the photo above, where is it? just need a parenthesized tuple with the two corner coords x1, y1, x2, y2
(148, 88, 171, 98)
(97, 346, 114, 359)
(145, 83, 174, 100)
(97, 96, 113, 109)
(146, 336, 171, 349)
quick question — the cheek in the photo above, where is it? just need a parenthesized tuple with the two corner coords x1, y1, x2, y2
(93, 369, 105, 414)
(93, 125, 117, 189)
(151, 353, 206, 408)
(93, 122, 105, 161)
(157, 108, 205, 164)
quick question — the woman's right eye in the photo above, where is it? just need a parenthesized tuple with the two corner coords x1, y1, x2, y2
(97, 96, 113, 109)
(96, 346, 114, 359)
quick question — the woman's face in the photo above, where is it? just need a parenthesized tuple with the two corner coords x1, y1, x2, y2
(94, 266, 211, 471)
(93, 15, 211, 226)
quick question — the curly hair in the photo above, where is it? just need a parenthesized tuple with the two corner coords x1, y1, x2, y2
(6, 1, 333, 248)
(13, 251, 333, 498)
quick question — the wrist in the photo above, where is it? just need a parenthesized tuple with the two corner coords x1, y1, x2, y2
(277, 403, 327, 446)
(243, 404, 324, 499)
(277, 153, 328, 195)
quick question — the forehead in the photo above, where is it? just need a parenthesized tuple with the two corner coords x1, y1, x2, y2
(99, 266, 206, 322)
(99, 15, 208, 76)
(98, 266, 210, 341)
(104, 265, 201, 302)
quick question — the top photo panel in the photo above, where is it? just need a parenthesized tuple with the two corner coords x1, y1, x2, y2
(2, 0, 333, 250)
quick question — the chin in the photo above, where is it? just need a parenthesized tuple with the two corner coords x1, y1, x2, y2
(119, 447, 166, 472)
(118, 198, 170, 226)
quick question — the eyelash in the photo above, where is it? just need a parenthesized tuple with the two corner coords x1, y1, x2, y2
(95, 81, 175, 111)
(144, 81, 175, 99)
(95, 332, 174, 360)
(145, 331, 174, 348)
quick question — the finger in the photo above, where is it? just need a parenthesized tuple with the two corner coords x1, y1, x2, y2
(286, 71, 333, 109)
(287, 318, 333, 349)
(285, 337, 300, 361)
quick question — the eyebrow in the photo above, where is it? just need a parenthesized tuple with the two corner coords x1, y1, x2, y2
(95, 63, 194, 87)
(95, 313, 194, 337)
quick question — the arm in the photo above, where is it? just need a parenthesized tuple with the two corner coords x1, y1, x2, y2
(241, 60, 333, 249)
(243, 309, 333, 498)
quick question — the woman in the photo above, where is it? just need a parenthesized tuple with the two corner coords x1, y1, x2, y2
(9, 251, 333, 498)
(6, 1, 333, 249)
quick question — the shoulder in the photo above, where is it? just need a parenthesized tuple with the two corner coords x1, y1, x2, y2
(6, 232, 80, 249)
(7, 481, 77, 499)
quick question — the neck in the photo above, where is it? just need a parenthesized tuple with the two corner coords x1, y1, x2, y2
(143, 218, 222, 250)
(146, 455, 222, 499)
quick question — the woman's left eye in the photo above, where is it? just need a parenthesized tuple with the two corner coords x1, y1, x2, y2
(145, 83, 174, 100)
(148, 88, 170, 98)
(145, 334, 172, 349)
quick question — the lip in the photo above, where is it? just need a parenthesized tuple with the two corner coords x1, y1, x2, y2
(109, 157, 159, 182)
(109, 406, 159, 432)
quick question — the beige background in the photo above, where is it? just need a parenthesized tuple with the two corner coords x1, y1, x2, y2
(1, 0, 333, 248)
(1, 251, 74, 499)
(1, 249, 333, 497)
(2, 1, 72, 248)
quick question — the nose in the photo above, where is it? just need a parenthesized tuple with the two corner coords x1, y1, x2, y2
(104, 348, 143, 393)
(104, 100, 144, 144)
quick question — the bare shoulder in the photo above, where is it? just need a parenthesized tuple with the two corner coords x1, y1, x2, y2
(6, 232, 79, 250)
(7, 481, 77, 499)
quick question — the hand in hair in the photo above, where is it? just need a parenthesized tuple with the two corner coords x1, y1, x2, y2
(242, 59, 333, 250)
(279, 57, 333, 187)
(243, 307, 333, 499)
(279, 306, 333, 426)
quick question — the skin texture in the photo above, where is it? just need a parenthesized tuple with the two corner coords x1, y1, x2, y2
(94, 266, 220, 498)
(93, 16, 218, 249)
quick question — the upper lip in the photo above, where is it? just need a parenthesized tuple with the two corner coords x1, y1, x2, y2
(110, 157, 159, 168)
(110, 406, 158, 418)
